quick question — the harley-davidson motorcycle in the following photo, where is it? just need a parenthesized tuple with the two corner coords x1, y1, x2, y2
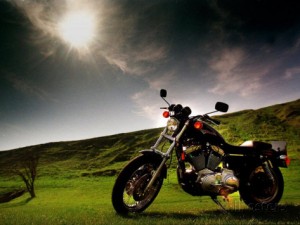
(112, 89, 290, 214)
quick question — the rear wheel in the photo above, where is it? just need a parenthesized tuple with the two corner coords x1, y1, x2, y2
(239, 165, 284, 209)
(112, 155, 165, 214)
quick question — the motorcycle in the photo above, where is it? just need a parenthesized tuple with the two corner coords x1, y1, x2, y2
(112, 89, 290, 214)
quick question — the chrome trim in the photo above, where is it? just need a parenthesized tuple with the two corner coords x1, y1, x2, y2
(279, 155, 287, 160)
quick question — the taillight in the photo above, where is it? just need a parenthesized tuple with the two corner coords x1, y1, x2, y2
(194, 121, 203, 130)
(285, 156, 291, 167)
(279, 155, 291, 167)
(163, 111, 170, 118)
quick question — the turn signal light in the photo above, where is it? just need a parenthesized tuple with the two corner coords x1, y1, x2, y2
(163, 111, 170, 118)
(194, 121, 203, 130)
(181, 152, 185, 161)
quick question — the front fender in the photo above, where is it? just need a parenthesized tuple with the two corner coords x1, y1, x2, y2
(139, 149, 167, 179)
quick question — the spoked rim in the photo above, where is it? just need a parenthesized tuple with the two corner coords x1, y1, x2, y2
(249, 167, 279, 203)
(122, 163, 162, 212)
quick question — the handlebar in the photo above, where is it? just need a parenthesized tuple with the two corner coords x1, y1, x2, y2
(161, 104, 220, 125)
(203, 114, 221, 125)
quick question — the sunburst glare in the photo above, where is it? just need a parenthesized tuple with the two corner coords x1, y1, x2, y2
(58, 10, 97, 49)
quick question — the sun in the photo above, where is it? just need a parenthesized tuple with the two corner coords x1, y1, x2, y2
(58, 10, 96, 49)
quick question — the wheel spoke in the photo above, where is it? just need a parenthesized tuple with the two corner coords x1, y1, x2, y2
(250, 169, 278, 202)
(122, 164, 161, 210)
(112, 155, 164, 214)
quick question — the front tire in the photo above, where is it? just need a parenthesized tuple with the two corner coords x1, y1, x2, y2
(112, 155, 165, 214)
(239, 165, 284, 209)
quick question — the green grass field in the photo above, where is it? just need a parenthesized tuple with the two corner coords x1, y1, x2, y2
(1, 98, 299, 224)
(1, 165, 300, 225)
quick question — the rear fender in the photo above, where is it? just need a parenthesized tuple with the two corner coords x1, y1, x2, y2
(226, 141, 290, 169)
(139, 149, 168, 179)
(270, 141, 290, 168)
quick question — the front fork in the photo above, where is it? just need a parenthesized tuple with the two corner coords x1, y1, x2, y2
(143, 120, 190, 193)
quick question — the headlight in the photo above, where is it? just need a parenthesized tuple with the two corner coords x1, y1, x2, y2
(167, 118, 179, 132)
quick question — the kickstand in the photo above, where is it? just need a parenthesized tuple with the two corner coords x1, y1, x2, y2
(211, 196, 227, 214)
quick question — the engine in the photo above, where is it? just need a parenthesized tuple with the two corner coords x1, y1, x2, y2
(197, 168, 239, 196)
(182, 139, 239, 196)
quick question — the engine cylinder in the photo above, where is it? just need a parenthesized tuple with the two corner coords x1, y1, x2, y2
(184, 142, 223, 172)
(189, 150, 206, 171)
(207, 151, 222, 170)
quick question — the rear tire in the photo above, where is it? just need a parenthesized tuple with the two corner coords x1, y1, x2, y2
(239, 165, 284, 210)
(112, 155, 164, 214)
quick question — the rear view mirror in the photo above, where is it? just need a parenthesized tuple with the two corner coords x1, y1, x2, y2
(215, 102, 229, 112)
(160, 89, 167, 98)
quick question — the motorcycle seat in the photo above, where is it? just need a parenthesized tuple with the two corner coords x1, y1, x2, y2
(223, 140, 272, 155)
(240, 140, 272, 149)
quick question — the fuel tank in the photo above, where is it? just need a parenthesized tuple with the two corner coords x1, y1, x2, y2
(185, 121, 225, 145)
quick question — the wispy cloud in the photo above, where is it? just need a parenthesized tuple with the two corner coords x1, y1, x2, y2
(131, 89, 158, 116)
(103, 44, 168, 76)
(283, 67, 300, 80)
(4, 71, 56, 103)
(208, 48, 271, 97)
(146, 71, 176, 90)
(130, 70, 177, 126)
(11, 0, 169, 75)
(10, 0, 62, 36)
(99, 5, 169, 76)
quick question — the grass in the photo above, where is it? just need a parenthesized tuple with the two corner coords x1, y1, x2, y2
(1, 166, 300, 225)
(0, 98, 299, 224)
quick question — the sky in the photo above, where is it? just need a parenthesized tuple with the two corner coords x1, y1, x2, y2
(1, 0, 300, 151)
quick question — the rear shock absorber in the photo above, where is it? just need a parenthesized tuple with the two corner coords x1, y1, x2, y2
(262, 161, 275, 182)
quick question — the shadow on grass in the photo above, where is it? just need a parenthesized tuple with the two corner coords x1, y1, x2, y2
(0, 197, 34, 208)
(118, 204, 300, 224)
(227, 204, 300, 223)
(0, 189, 26, 203)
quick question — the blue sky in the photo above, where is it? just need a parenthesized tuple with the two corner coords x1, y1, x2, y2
(1, 0, 300, 150)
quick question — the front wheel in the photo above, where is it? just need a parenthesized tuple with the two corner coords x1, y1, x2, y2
(239, 165, 284, 209)
(112, 155, 165, 214)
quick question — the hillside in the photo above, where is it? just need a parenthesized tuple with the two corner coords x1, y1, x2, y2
(215, 99, 300, 148)
(0, 128, 163, 177)
(0, 98, 299, 177)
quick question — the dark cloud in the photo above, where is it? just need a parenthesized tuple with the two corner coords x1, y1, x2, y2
(217, 0, 300, 30)
(1, 0, 300, 150)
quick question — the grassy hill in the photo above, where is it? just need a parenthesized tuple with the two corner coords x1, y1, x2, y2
(0, 128, 162, 177)
(215, 99, 300, 153)
(0, 98, 299, 178)
(0, 99, 299, 225)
